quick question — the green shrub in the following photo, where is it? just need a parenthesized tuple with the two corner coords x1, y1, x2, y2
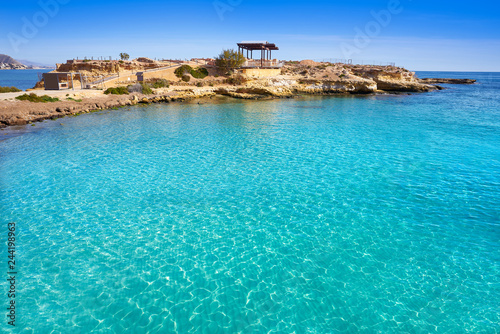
(196, 82, 203, 87)
(182, 75, 191, 82)
(175, 65, 193, 78)
(175, 65, 208, 79)
(191, 67, 208, 79)
(15, 93, 59, 102)
(66, 97, 82, 102)
(0, 86, 21, 93)
(141, 83, 153, 95)
(152, 79, 170, 88)
(104, 86, 129, 95)
(214, 49, 245, 74)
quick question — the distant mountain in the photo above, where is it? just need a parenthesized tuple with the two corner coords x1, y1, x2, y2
(0, 54, 27, 69)
(17, 59, 54, 69)
(0, 54, 54, 69)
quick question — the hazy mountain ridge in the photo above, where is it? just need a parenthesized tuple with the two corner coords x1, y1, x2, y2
(17, 59, 54, 68)
(0, 54, 54, 69)
(0, 54, 26, 69)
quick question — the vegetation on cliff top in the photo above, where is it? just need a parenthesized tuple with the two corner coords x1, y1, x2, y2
(104, 86, 129, 95)
(105, 79, 170, 96)
(15, 93, 59, 102)
(0, 86, 21, 93)
(66, 97, 82, 102)
(151, 79, 170, 88)
(215, 49, 245, 75)
(174, 65, 208, 79)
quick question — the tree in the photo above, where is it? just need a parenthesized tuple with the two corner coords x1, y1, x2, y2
(119, 53, 130, 61)
(214, 49, 245, 75)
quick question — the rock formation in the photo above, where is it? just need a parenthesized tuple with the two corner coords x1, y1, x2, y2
(418, 78, 476, 85)
(0, 54, 28, 70)
(3, 60, 476, 128)
(276, 62, 439, 94)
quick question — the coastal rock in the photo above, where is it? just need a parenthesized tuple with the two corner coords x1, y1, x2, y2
(278, 63, 444, 93)
(1, 61, 477, 128)
(12, 118, 27, 125)
(375, 81, 438, 92)
(354, 68, 437, 92)
(229, 91, 268, 99)
(418, 78, 476, 85)
(300, 78, 377, 94)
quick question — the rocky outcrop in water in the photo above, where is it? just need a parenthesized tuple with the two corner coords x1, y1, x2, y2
(1, 61, 476, 128)
(278, 63, 439, 94)
(0, 90, 216, 127)
(214, 73, 437, 99)
(418, 78, 476, 85)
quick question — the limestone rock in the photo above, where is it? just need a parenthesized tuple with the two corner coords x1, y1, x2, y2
(419, 78, 476, 85)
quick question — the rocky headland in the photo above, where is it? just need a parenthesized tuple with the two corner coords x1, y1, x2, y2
(0, 60, 475, 128)
(0, 54, 28, 70)
(0, 54, 54, 70)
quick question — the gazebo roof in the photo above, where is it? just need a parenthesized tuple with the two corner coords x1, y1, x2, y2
(237, 41, 279, 51)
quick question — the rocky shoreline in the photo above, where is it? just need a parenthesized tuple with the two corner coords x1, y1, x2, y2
(0, 61, 476, 129)
(0, 81, 463, 128)
(0, 90, 212, 127)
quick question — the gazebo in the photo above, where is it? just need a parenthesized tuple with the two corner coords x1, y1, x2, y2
(237, 41, 279, 68)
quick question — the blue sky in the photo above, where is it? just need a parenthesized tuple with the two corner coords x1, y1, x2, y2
(1, 0, 499, 71)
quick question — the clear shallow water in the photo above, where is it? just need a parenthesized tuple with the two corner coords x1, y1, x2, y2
(0, 69, 51, 91)
(1, 72, 499, 333)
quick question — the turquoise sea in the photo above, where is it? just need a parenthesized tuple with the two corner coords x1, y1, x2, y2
(0, 69, 51, 91)
(0, 72, 499, 333)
